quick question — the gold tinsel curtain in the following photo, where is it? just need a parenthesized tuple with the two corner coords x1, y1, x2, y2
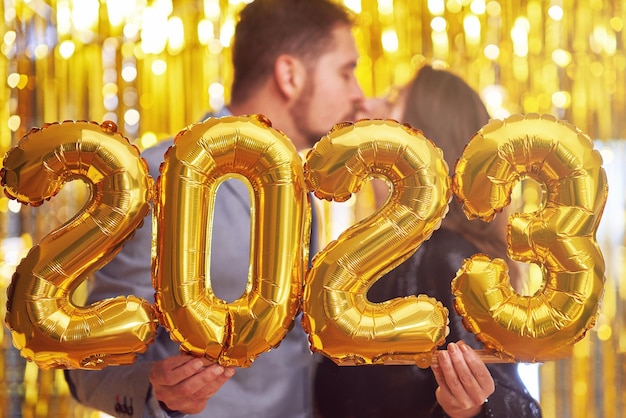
(1, 1, 625, 417)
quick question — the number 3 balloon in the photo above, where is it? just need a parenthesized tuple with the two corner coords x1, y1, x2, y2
(452, 113, 608, 362)
(1, 120, 157, 369)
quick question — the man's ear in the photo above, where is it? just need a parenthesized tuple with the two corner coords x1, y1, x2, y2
(274, 54, 306, 100)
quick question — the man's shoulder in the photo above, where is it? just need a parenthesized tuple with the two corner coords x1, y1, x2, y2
(142, 139, 172, 160)
(139, 140, 172, 179)
(139, 108, 232, 178)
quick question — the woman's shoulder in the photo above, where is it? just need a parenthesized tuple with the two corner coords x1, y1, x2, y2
(423, 228, 479, 258)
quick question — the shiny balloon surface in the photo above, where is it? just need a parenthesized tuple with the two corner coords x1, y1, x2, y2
(1, 120, 157, 369)
(452, 114, 607, 362)
(303, 119, 450, 368)
(153, 115, 308, 367)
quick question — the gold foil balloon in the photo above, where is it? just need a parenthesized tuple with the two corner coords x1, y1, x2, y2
(154, 115, 307, 367)
(452, 113, 607, 362)
(1, 120, 157, 369)
(303, 119, 450, 368)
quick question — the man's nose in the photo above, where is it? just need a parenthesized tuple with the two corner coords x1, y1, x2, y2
(351, 77, 365, 102)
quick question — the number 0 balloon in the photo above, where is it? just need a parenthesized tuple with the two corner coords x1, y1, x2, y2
(1, 120, 157, 369)
(154, 115, 308, 367)
(452, 114, 608, 362)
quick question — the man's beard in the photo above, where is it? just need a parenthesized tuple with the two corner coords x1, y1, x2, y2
(289, 80, 326, 150)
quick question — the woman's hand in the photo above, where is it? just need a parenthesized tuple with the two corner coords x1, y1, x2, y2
(431, 341, 495, 418)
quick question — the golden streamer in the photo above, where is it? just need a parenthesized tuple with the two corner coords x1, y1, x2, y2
(3, 1, 626, 417)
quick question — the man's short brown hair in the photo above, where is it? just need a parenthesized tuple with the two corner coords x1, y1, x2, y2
(231, 0, 354, 104)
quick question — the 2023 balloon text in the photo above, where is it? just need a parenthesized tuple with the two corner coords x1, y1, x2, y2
(1, 114, 607, 370)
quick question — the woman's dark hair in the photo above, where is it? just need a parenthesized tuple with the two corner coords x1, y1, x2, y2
(402, 65, 522, 288)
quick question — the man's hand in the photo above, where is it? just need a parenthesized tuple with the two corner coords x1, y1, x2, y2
(431, 341, 495, 418)
(150, 354, 235, 414)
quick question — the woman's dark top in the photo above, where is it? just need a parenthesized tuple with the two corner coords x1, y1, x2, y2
(313, 228, 543, 418)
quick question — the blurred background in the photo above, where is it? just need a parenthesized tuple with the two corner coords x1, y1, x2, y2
(1, 0, 625, 417)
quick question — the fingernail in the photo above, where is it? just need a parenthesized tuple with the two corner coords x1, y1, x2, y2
(460, 343, 471, 353)
(212, 365, 225, 375)
(191, 359, 204, 371)
(224, 368, 235, 377)
(448, 343, 457, 353)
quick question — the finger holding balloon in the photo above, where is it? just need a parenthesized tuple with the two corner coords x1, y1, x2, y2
(431, 341, 495, 417)
(1, 120, 157, 369)
(149, 354, 235, 414)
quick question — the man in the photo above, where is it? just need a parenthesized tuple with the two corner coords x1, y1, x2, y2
(65, 0, 364, 416)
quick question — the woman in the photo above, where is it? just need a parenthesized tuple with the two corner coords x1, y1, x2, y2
(313, 65, 542, 418)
